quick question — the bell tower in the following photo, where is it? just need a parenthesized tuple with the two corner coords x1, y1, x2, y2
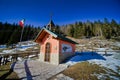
(46, 14, 55, 31)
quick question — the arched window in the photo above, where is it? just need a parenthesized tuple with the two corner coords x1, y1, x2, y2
(45, 42, 51, 62)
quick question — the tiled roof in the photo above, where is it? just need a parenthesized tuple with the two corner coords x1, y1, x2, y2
(35, 28, 77, 44)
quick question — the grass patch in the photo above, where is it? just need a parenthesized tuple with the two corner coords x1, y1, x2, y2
(0, 62, 20, 80)
(63, 62, 109, 80)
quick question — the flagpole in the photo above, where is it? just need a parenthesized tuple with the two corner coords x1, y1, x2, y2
(20, 27, 24, 43)
(19, 19, 25, 47)
(15, 20, 24, 61)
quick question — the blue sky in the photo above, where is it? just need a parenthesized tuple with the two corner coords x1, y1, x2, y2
(0, 0, 120, 27)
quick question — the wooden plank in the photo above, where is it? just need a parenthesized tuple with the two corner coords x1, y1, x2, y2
(0, 51, 39, 56)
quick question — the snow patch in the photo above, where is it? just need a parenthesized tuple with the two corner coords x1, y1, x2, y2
(66, 49, 120, 74)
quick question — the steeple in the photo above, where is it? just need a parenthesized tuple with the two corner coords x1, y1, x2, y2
(46, 14, 55, 31)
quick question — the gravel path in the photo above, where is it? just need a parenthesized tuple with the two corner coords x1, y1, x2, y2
(13, 60, 68, 80)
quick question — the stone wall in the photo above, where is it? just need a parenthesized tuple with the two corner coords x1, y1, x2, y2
(39, 53, 44, 62)
(50, 53, 59, 65)
(39, 52, 74, 65)
(39, 53, 59, 65)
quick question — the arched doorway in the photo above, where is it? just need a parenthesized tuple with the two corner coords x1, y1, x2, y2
(45, 42, 51, 62)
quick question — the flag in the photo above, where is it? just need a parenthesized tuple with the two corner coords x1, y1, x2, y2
(19, 19, 24, 28)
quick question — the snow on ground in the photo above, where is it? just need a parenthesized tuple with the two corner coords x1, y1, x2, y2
(66, 48, 120, 72)
(2, 49, 16, 53)
(0, 41, 39, 62)
(90, 48, 120, 73)
(66, 51, 106, 66)
(0, 45, 6, 49)
(113, 42, 120, 47)
(66, 48, 120, 79)
(89, 51, 120, 73)
(0, 41, 38, 54)
(1, 47, 31, 54)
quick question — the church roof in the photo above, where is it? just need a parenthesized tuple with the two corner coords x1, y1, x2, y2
(34, 28, 77, 44)
(47, 20, 55, 27)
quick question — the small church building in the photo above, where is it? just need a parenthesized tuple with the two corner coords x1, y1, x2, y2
(35, 20, 77, 65)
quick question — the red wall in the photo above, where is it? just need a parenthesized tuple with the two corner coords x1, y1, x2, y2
(40, 33, 59, 54)
(39, 33, 75, 54)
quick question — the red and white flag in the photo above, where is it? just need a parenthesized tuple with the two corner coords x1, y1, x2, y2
(19, 19, 24, 28)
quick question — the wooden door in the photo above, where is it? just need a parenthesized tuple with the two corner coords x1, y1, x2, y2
(45, 43, 50, 62)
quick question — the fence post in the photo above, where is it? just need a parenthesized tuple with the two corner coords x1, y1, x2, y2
(105, 50, 107, 55)
(0, 56, 2, 66)
(15, 54, 18, 61)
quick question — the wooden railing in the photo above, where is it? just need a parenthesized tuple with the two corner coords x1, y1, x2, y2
(0, 50, 40, 66)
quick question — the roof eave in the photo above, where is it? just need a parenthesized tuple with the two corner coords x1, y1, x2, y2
(34, 28, 44, 42)
(34, 28, 58, 42)
(44, 28, 58, 38)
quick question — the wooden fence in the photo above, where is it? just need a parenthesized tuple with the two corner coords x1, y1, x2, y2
(0, 50, 39, 66)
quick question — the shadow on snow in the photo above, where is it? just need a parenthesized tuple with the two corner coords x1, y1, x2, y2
(66, 51, 106, 63)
